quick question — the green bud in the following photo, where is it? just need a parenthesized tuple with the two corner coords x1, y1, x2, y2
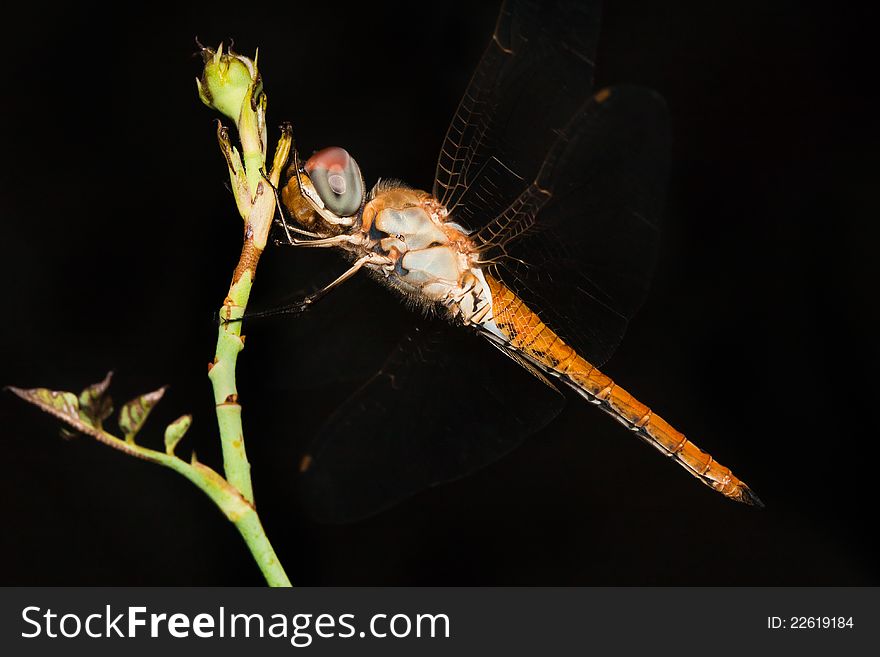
(196, 43, 262, 124)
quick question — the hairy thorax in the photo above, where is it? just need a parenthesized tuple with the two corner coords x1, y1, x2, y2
(355, 184, 493, 325)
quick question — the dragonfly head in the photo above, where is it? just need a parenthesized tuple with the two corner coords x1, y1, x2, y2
(281, 146, 365, 234)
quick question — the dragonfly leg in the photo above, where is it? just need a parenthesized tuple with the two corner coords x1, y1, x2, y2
(292, 234, 364, 248)
(273, 231, 365, 249)
(302, 253, 390, 305)
(235, 253, 392, 321)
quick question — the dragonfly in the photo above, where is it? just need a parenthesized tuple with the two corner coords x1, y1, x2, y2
(266, 0, 762, 521)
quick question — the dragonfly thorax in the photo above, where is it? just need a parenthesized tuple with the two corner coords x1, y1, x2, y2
(358, 185, 492, 324)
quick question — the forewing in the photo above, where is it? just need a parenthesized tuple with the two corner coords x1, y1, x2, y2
(480, 85, 671, 366)
(433, 0, 600, 227)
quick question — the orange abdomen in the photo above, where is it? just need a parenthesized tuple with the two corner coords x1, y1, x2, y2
(484, 275, 761, 506)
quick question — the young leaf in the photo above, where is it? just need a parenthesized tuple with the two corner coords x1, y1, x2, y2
(78, 371, 114, 428)
(164, 414, 192, 456)
(118, 386, 167, 443)
(6, 386, 100, 438)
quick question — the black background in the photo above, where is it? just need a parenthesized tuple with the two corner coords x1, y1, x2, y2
(2, 0, 878, 585)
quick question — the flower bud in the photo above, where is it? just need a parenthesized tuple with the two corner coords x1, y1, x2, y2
(196, 43, 261, 124)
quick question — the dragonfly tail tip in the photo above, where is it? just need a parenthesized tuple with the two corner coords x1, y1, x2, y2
(737, 485, 765, 509)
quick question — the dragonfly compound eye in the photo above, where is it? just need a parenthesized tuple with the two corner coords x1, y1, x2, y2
(304, 146, 365, 218)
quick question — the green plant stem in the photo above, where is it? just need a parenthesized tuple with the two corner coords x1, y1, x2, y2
(12, 52, 292, 585)
(200, 119, 291, 586)
(208, 251, 255, 504)
(232, 507, 290, 587)
(171, 457, 289, 586)
(144, 434, 290, 587)
(206, 235, 292, 587)
(176, 447, 288, 587)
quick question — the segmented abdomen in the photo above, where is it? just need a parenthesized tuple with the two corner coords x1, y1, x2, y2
(483, 275, 761, 506)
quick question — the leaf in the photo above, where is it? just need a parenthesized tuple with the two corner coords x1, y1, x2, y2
(118, 386, 167, 442)
(78, 371, 114, 428)
(164, 414, 192, 456)
(6, 385, 101, 438)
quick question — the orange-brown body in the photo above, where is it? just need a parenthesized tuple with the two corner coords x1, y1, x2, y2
(359, 186, 476, 254)
(484, 274, 760, 505)
(279, 168, 760, 507)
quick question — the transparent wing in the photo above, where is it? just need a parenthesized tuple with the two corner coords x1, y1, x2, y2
(433, 0, 601, 226)
(247, 248, 408, 389)
(435, 0, 669, 367)
(298, 318, 564, 522)
(478, 85, 671, 367)
(293, 0, 669, 520)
